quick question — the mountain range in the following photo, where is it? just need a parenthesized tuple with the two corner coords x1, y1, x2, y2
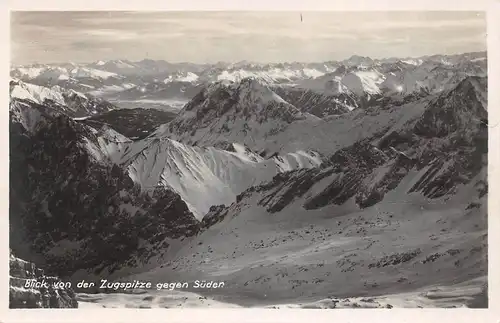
(9, 51, 488, 308)
(11, 51, 486, 105)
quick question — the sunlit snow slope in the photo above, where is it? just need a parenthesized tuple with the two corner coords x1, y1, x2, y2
(85, 130, 321, 220)
(10, 79, 117, 117)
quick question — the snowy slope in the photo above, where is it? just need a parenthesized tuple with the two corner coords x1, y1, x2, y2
(127, 169, 486, 307)
(77, 275, 486, 308)
(10, 79, 117, 118)
(10, 79, 66, 106)
(340, 69, 386, 95)
(127, 140, 321, 219)
(82, 127, 322, 220)
(10, 64, 135, 97)
(91, 59, 137, 71)
(10, 252, 79, 308)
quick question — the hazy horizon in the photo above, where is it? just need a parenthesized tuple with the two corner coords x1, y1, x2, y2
(11, 11, 487, 66)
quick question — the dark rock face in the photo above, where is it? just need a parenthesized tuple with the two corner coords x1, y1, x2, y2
(355, 153, 415, 208)
(9, 252, 78, 308)
(166, 82, 236, 139)
(254, 139, 394, 212)
(9, 100, 200, 278)
(407, 77, 487, 198)
(201, 205, 229, 228)
(414, 77, 487, 138)
(257, 168, 336, 213)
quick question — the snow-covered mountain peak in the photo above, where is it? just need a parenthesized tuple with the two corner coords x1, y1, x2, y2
(10, 79, 66, 106)
(9, 79, 117, 118)
(159, 77, 317, 145)
(178, 77, 301, 119)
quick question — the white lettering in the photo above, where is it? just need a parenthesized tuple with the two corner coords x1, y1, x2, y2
(193, 280, 225, 288)
(99, 279, 108, 289)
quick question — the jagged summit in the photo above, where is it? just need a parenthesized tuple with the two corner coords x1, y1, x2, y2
(158, 77, 317, 148)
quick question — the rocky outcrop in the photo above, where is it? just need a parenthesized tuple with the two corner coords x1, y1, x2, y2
(9, 252, 78, 308)
(201, 205, 229, 228)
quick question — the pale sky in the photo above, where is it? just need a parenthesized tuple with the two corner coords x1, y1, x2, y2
(10, 11, 487, 65)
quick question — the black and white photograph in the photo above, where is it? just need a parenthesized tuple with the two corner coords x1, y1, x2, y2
(8, 10, 490, 310)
